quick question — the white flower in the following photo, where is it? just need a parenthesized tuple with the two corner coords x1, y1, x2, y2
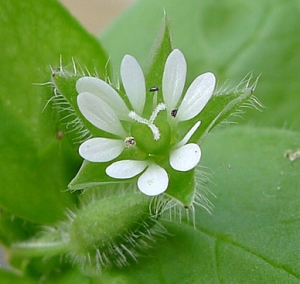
(76, 49, 215, 196)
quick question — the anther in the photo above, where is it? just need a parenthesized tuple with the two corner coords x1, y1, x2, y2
(149, 86, 159, 92)
(124, 136, 136, 147)
(171, 109, 178, 118)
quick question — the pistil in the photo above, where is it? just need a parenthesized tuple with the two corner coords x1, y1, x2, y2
(129, 103, 167, 140)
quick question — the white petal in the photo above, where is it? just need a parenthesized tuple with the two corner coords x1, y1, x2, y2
(175, 121, 201, 148)
(77, 92, 127, 137)
(137, 164, 168, 196)
(176, 72, 216, 121)
(170, 143, 201, 171)
(106, 160, 147, 179)
(79, 138, 124, 162)
(162, 49, 187, 111)
(121, 55, 146, 115)
(76, 77, 130, 121)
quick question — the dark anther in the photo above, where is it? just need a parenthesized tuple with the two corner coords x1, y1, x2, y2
(149, 86, 159, 92)
(124, 136, 136, 147)
(171, 109, 178, 118)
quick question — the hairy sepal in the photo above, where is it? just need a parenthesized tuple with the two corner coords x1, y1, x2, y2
(51, 71, 114, 142)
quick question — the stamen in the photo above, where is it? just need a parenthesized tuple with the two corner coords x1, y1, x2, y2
(124, 136, 136, 147)
(175, 121, 201, 148)
(153, 94, 157, 109)
(149, 87, 159, 108)
(171, 109, 178, 118)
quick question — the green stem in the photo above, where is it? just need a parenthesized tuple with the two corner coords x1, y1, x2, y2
(11, 239, 69, 258)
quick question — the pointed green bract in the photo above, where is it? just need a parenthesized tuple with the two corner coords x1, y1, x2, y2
(144, 15, 173, 116)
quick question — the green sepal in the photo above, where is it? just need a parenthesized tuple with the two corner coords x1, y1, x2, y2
(144, 14, 173, 117)
(197, 85, 256, 142)
(177, 80, 257, 145)
(70, 160, 196, 207)
(68, 160, 118, 190)
(52, 72, 114, 140)
(165, 167, 196, 207)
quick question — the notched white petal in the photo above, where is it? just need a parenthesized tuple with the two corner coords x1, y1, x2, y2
(121, 55, 146, 115)
(162, 49, 187, 111)
(177, 72, 216, 121)
(106, 160, 147, 179)
(76, 77, 130, 120)
(77, 92, 127, 137)
(79, 138, 124, 162)
(137, 164, 168, 196)
(170, 143, 201, 171)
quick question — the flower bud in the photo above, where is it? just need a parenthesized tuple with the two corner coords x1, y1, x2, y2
(68, 187, 165, 268)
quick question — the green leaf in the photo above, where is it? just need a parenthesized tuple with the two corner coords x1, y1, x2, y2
(0, 267, 92, 284)
(0, 0, 109, 223)
(98, 126, 300, 283)
(0, 269, 35, 284)
(0, 211, 37, 246)
(101, 0, 300, 131)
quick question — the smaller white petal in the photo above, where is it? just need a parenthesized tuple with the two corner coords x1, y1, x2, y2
(176, 72, 216, 121)
(121, 55, 146, 115)
(106, 160, 148, 179)
(79, 138, 124, 162)
(138, 164, 168, 196)
(162, 49, 187, 111)
(170, 143, 201, 172)
(76, 77, 130, 121)
(175, 121, 201, 148)
(77, 92, 127, 137)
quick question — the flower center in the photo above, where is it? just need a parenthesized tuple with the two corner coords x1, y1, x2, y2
(129, 103, 171, 154)
(131, 119, 171, 155)
(129, 103, 166, 140)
